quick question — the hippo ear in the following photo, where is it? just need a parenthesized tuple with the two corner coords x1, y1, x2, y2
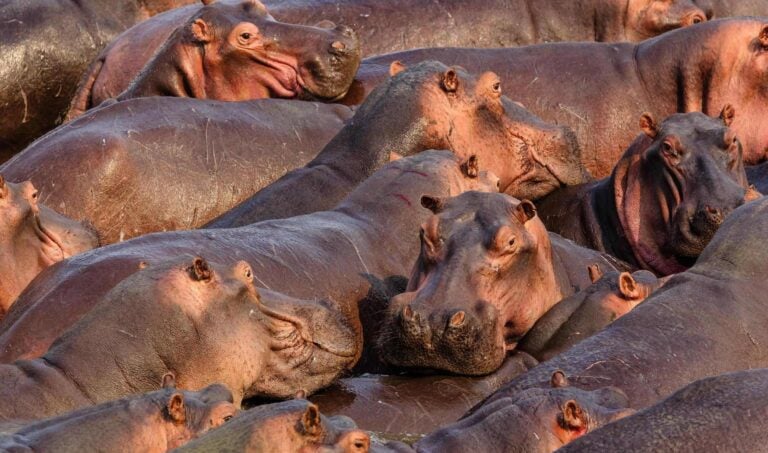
(719, 104, 736, 127)
(551, 370, 569, 388)
(560, 400, 587, 434)
(441, 69, 459, 93)
(0, 174, 5, 198)
(420, 195, 444, 214)
(300, 404, 322, 436)
(189, 257, 213, 282)
(513, 200, 537, 224)
(618, 272, 642, 300)
(294, 389, 307, 400)
(460, 155, 479, 178)
(191, 19, 213, 44)
(167, 393, 186, 424)
(639, 113, 658, 139)
(587, 264, 604, 283)
(161, 372, 176, 389)
(200, 0, 215, 5)
(746, 184, 763, 202)
(389, 61, 407, 77)
(760, 25, 768, 48)
(388, 151, 404, 162)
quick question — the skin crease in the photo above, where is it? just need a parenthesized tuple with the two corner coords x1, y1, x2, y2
(0, 385, 237, 452)
(0, 98, 352, 244)
(66, 0, 361, 118)
(0, 0, 197, 160)
(348, 18, 768, 177)
(0, 152, 496, 367)
(206, 61, 585, 228)
(536, 110, 755, 276)
(0, 177, 98, 319)
(378, 191, 632, 376)
(176, 400, 370, 453)
(0, 256, 358, 421)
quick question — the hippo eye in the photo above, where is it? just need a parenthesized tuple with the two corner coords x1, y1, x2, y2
(245, 268, 252, 279)
(508, 238, 515, 247)
(492, 82, 501, 94)
(661, 141, 679, 159)
(240, 32, 252, 40)
(223, 415, 233, 422)
(31, 191, 38, 200)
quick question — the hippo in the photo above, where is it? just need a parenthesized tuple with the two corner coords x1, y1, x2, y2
(0, 0, 197, 159)
(350, 18, 768, 176)
(378, 191, 631, 376)
(207, 61, 585, 228)
(66, 0, 361, 119)
(0, 256, 357, 421)
(0, 151, 496, 365)
(0, 384, 236, 452)
(0, 176, 98, 318)
(518, 267, 661, 362)
(536, 109, 757, 276)
(695, 0, 768, 18)
(562, 368, 768, 452)
(2, 98, 351, 244)
(176, 399, 369, 452)
(67, 0, 708, 110)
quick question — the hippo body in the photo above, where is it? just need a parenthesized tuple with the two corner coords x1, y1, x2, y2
(1, 98, 351, 244)
(353, 19, 768, 176)
(0, 0, 196, 159)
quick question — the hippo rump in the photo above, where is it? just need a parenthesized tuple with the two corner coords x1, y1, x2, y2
(536, 109, 757, 276)
(0, 384, 236, 452)
(433, 196, 768, 451)
(351, 18, 768, 176)
(67, 0, 361, 119)
(2, 98, 351, 244)
(378, 191, 632, 376)
(177, 399, 369, 452)
(67, 0, 709, 114)
(206, 61, 585, 228)
(562, 368, 768, 452)
(0, 256, 358, 422)
(0, 0, 197, 159)
(0, 151, 496, 364)
(0, 176, 98, 318)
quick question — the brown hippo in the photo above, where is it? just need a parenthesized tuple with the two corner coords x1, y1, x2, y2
(561, 368, 768, 452)
(0, 256, 357, 421)
(536, 109, 757, 276)
(67, 0, 361, 119)
(518, 267, 661, 362)
(2, 98, 351, 244)
(0, 0, 198, 159)
(0, 151, 496, 365)
(378, 191, 631, 376)
(0, 384, 236, 452)
(351, 18, 768, 176)
(0, 176, 98, 318)
(176, 399, 369, 452)
(68, 0, 708, 111)
(207, 61, 585, 228)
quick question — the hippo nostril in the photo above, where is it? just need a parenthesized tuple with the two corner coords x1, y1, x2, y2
(402, 304, 414, 321)
(331, 41, 346, 52)
(449, 311, 466, 328)
(704, 206, 724, 224)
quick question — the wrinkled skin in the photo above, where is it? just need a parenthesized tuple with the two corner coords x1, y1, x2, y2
(537, 110, 755, 276)
(208, 61, 585, 228)
(379, 192, 630, 375)
(1, 98, 351, 244)
(0, 385, 237, 452)
(469, 196, 768, 419)
(0, 0, 197, 160)
(519, 268, 661, 361)
(67, 0, 360, 118)
(351, 19, 768, 176)
(413, 371, 634, 453)
(0, 152, 496, 367)
(177, 399, 369, 452)
(0, 176, 98, 317)
(562, 369, 768, 452)
(0, 256, 357, 421)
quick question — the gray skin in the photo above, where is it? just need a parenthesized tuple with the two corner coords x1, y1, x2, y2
(0, 385, 237, 452)
(0, 0, 197, 160)
(695, 0, 768, 17)
(206, 61, 585, 228)
(0, 256, 358, 421)
(561, 368, 768, 452)
(536, 111, 754, 276)
(0, 151, 496, 368)
(348, 19, 768, 177)
(175, 399, 370, 453)
(0, 98, 351, 244)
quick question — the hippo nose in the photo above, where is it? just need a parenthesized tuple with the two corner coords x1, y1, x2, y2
(330, 40, 347, 55)
(702, 206, 724, 225)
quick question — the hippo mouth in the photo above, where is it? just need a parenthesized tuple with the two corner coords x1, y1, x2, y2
(33, 214, 67, 266)
(251, 53, 306, 98)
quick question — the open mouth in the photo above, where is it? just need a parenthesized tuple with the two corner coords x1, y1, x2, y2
(34, 214, 66, 266)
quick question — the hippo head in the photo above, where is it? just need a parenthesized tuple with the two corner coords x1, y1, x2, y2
(178, 400, 369, 452)
(415, 371, 633, 453)
(0, 176, 98, 315)
(356, 61, 587, 201)
(625, 0, 708, 40)
(577, 265, 661, 321)
(379, 192, 562, 375)
(183, 0, 360, 100)
(613, 108, 755, 275)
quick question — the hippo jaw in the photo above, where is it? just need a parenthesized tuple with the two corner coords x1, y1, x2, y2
(33, 212, 66, 266)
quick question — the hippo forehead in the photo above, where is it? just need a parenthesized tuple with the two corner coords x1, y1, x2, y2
(195, 0, 271, 25)
(659, 113, 727, 142)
